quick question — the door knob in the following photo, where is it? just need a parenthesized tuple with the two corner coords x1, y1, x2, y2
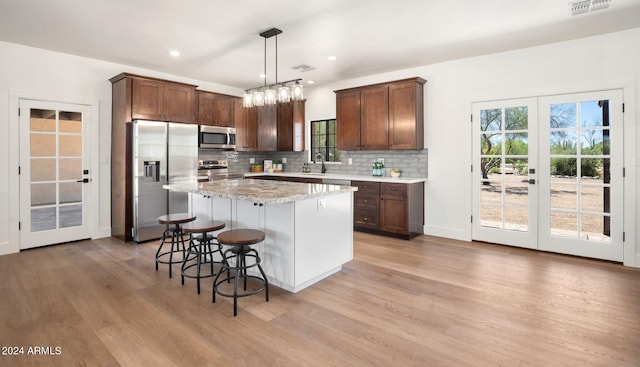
(76, 178, 89, 183)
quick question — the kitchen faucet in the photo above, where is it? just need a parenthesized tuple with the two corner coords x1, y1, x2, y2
(316, 152, 327, 173)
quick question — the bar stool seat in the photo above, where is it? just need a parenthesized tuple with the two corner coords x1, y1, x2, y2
(212, 229, 269, 316)
(155, 213, 196, 278)
(181, 220, 226, 294)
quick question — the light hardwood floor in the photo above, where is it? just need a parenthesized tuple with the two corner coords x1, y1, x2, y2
(1, 232, 639, 366)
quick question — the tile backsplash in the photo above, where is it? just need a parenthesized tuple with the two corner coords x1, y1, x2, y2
(199, 149, 428, 178)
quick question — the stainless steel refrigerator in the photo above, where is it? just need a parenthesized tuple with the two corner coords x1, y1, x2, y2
(133, 121, 198, 242)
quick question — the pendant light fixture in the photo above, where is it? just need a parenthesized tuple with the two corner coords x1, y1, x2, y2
(243, 27, 304, 108)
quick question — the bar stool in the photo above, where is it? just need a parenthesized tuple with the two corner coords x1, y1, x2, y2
(181, 220, 227, 294)
(212, 229, 269, 316)
(156, 213, 196, 278)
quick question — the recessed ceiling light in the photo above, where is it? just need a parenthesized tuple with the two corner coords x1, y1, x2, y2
(328, 56, 337, 61)
(307, 80, 315, 84)
(169, 50, 180, 57)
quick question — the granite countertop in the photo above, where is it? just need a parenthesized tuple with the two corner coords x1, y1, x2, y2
(244, 172, 428, 184)
(164, 179, 357, 205)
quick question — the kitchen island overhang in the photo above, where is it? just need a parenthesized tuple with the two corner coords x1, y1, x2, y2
(164, 179, 357, 293)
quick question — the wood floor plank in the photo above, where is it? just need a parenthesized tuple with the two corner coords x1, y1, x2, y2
(1, 233, 639, 366)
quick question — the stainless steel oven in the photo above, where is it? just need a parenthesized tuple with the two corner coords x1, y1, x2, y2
(198, 125, 236, 150)
(197, 160, 244, 181)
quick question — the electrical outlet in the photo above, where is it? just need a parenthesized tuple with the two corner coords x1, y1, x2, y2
(348, 158, 352, 165)
(282, 157, 287, 163)
(317, 198, 327, 211)
(249, 158, 255, 164)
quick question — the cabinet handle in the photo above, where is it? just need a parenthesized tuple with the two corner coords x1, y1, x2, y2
(363, 217, 368, 221)
(391, 187, 397, 191)
(363, 200, 368, 203)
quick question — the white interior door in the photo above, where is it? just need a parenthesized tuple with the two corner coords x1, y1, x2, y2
(472, 98, 538, 249)
(19, 100, 91, 249)
(538, 91, 624, 261)
(472, 90, 624, 262)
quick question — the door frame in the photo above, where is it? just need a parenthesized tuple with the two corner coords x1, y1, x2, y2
(466, 80, 636, 267)
(6, 89, 100, 255)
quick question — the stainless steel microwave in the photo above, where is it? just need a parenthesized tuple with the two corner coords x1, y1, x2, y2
(198, 125, 236, 150)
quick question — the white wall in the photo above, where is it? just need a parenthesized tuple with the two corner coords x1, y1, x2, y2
(1, 28, 638, 266)
(0, 41, 242, 255)
(305, 28, 639, 267)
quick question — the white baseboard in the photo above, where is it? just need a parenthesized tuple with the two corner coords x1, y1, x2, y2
(424, 225, 470, 242)
(0, 242, 19, 256)
(94, 227, 112, 240)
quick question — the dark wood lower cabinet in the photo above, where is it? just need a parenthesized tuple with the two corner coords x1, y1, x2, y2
(249, 176, 322, 184)
(251, 176, 424, 239)
(353, 180, 424, 239)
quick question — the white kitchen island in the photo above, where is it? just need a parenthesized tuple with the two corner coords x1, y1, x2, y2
(164, 179, 357, 293)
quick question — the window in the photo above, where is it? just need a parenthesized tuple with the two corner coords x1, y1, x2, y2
(310, 119, 341, 163)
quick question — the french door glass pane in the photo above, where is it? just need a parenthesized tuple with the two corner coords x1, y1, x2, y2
(28, 108, 84, 232)
(479, 105, 530, 232)
(60, 205, 83, 228)
(30, 158, 56, 181)
(31, 207, 56, 232)
(548, 99, 611, 242)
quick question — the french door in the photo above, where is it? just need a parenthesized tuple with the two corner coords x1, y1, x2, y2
(473, 90, 624, 261)
(19, 100, 92, 249)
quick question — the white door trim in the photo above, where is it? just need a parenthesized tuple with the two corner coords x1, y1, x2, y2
(6, 89, 100, 256)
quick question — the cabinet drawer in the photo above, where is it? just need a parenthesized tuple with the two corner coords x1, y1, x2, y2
(381, 183, 407, 197)
(352, 181, 380, 195)
(354, 194, 379, 210)
(354, 209, 379, 229)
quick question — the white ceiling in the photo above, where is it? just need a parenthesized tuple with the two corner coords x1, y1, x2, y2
(1, 0, 640, 90)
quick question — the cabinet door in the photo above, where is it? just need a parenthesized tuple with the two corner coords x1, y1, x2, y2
(380, 194, 408, 234)
(277, 102, 294, 151)
(360, 85, 389, 150)
(257, 105, 277, 151)
(234, 101, 257, 151)
(190, 193, 212, 220)
(336, 90, 361, 150)
(197, 92, 215, 125)
(292, 100, 305, 152)
(132, 78, 164, 120)
(213, 95, 235, 127)
(389, 81, 423, 150)
(163, 83, 195, 123)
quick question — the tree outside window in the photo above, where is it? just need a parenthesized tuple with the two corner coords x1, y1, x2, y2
(311, 119, 341, 163)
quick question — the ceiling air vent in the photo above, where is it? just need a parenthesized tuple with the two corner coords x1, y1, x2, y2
(291, 64, 316, 72)
(570, 0, 611, 15)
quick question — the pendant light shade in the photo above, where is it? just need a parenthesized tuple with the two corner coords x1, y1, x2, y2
(278, 84, 291, 103)
(253, 90, 265, 107)
(291, 81, 304, 101)
(243, 91, 254, 107)
(243, 28, 304, 108)
(264, 88, 277, 105)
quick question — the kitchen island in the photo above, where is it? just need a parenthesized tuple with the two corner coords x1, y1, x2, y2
(164, 179, 357, 293)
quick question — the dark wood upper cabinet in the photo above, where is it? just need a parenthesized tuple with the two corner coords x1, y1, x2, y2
(257, 104, 277, 151)
(110, 73, 197, 124)
(236, 100, 305, 152)
(335, 77, 425, 151)
(197, 91, 235, 127)
(132, 77, 195, 123)
(336, 90, 361, 151)
(388, 80, 424, 150)
(234, 99, 258, 152)
(360, 85, 389, 150)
